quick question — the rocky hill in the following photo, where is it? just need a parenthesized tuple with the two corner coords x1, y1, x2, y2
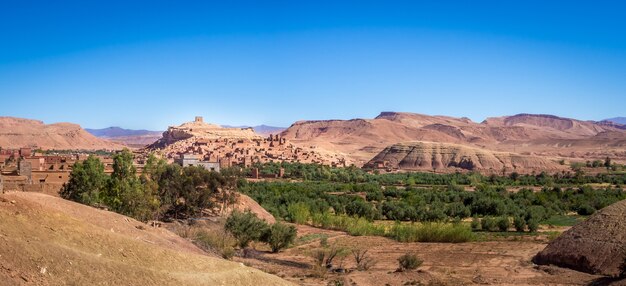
(0, 191, 292, 285)
(150, 117, 262, 149)
(533, 199, 626, 276)
(365, 141, 563, 173)
(281, 112, 626, 169)
(0, 117, 124, 150)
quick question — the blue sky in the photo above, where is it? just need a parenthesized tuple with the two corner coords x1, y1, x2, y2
(0, 1, 625, 130)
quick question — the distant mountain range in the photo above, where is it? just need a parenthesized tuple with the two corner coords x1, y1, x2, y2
(85, 127, 163, 147)
(604, 117, 626, 125)
(85, 127, 162, 138)
(221, 125, 286, 136)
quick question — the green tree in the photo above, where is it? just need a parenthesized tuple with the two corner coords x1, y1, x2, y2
(288, 202, 311, 224)
(60, 155, 107, 205)
(225, 211, 270, 248)
(497, 216, 510, 232)
(527, 219, 539, 232)
(513, 216, 526, 232)
(106, 149, 159, 221)
(266, 222, 297, 253)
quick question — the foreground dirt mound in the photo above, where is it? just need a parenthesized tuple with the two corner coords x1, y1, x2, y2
(365, 141, 563, 173)
(0, 117, 125, 150)
(0, 192, 291, 286)
(533, 199, 626, 276)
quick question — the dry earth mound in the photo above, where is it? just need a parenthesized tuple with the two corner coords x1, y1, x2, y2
(0, 191, 291, 286)
(365, 141, 562, 173)
(533, 199, 626, 276)
(0, 117, 124, 150)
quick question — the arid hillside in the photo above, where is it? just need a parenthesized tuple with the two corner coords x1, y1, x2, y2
(0, 191, 292, 286)
(282, 112, 626, 168)
(0, 117, 125, 150)
(365, 141, 565, 173)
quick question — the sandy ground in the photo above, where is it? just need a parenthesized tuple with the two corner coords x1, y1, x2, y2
(235, 225, 605, 286)
(0, 191, 293, 286)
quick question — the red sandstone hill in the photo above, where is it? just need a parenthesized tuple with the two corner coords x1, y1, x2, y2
(0, 117, 125, 150)
(281, 112, 626, 168)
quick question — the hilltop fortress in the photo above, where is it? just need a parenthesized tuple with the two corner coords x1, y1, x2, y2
(146, 117, 346, 168)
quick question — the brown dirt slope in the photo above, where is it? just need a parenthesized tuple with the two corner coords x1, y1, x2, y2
(281, 112, 626, 168)
(0, 117, 124, 150)
(365, 141, 563, 173)
(0, 191, 292, 286)
(533, 199, 626, 276)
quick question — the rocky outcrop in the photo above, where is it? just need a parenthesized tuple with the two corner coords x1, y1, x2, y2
(0, 117, 124, 150)
(150, 118, 262, 148)
(533, 199, 626, 276)
(364, 141, 561, 173)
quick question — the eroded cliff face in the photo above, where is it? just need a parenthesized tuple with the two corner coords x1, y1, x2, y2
(365, 141, 563, 173)
(281, 112, 626, 168)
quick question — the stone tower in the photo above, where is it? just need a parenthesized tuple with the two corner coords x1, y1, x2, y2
(195, 116, 204, 123)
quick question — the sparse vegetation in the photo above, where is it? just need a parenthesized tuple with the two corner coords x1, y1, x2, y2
(397, 253, 422, 271)
(267, 222, 297, 253)
(351, 248, 376, 271)
(224, 210, 270, 249)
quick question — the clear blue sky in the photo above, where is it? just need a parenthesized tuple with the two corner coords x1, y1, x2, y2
(1, 1, 625, 130)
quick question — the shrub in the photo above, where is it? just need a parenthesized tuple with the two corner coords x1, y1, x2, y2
(496, 216, 510, 232)
(527, 219, 540, 232)
(513, 216, 526, 232)
(470, 217, 481, 231)
(288, 202, 311, 224)
(195, 229, 237, 259)
(481, 217, 497, 232)
(267, 222, 297, 253)
(224, 211, 270, 248)
(388, 223, 473, 243)
(351, 248, 376, 271)
(397, 253, 422, 271)
(577, 204, 596, 216)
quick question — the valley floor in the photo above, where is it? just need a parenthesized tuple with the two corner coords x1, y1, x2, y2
(235, 225, 605, 286)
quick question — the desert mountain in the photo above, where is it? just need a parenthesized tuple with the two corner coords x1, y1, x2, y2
(87, 127, 163, 147)
(282, 112, 626, 168)
(86, 126, 162, 137)
(533, 198, 626, 276)
(604, 117, 626, 125)
(0, 191, 291, 285)
(365, 141, 563, 173)
(0, 117, 124, 150)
